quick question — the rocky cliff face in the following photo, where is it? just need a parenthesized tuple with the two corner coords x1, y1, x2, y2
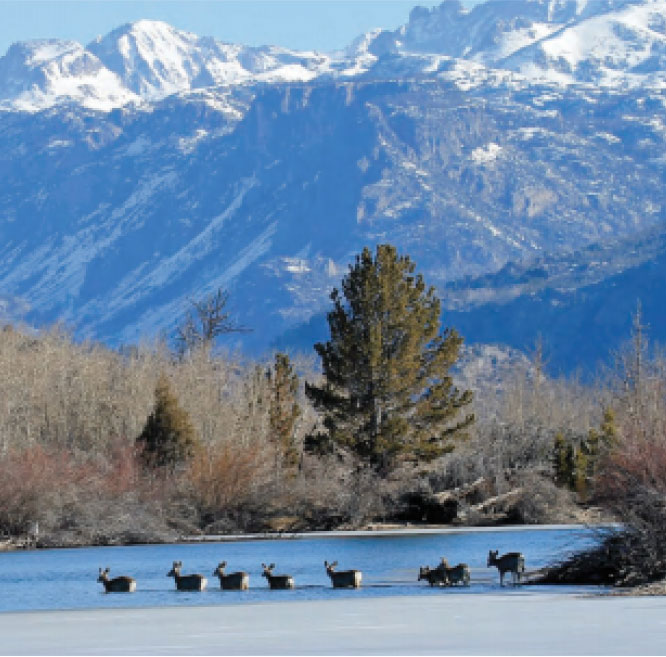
(0, 1, 665, 370)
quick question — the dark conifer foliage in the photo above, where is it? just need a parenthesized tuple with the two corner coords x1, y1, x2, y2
(306, 244, 473, 473)
(137, 374, 200, 468)
(268, 353, 301, 469)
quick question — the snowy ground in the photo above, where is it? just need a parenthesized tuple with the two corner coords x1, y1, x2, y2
(2, 592, 666, 655)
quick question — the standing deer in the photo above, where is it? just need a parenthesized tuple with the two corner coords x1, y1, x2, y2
(438, 558, 471, 586)
(487, 550, 525, 585)
(324, 561, 362, 588)
(261, 563, 294, 589)
(167, 561, 207, 591)
(418, 564, 449, 587)
(97, 567, 136, 593)
(212, 561, 249, 590)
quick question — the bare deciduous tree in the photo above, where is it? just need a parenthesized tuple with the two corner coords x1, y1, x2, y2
(173, 288, 249, 356)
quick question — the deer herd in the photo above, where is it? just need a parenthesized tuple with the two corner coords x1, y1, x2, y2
(97, 550, 525, 593)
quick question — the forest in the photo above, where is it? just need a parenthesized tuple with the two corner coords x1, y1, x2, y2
(1, 245, 664, 586)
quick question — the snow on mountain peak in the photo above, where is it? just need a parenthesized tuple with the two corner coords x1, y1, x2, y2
(0, 38, 136, 111)
(87, 20, 206, 97)
(500, 0, 666, 84)
(356, 0, 666, 86)
(2, 0, 666, 112)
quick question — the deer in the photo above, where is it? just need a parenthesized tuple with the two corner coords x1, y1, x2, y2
(97, 567, 136, 593)
(487, 550, 525, 586)
(438, 558, 471, 586)
(418, 564, 449, 587)
(212, 561, 249, 590)
(324, 560, 362, 588)
(261, 563, 294, 589)
(167, 561, 207, 591)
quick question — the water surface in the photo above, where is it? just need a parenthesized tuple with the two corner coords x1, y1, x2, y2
(0, 526, 602, 612)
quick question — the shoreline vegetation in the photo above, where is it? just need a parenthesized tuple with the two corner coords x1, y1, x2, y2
(0, 321, 609, 552)
(2, 248, 665, 590)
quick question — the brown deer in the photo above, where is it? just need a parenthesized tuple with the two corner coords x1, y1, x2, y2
(418, 564, 449, 587)
(97, 567, 136, 593)
(167, 561, 207, 591)
(438, 558, 471, 586)
(212, 561, 249, 590)
(324, 560, 362, 588)
(261, 563, 294, 589)
(487, 550, 525, 585)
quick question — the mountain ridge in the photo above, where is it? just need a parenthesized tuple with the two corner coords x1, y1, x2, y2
(3, 0, 666, 111)
(0, 0, 665, 372)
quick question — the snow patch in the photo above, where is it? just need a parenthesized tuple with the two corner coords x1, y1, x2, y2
(471, 142, 502, 163)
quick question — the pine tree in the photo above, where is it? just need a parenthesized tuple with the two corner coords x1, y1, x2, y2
(553, 432, 571, 487)
(574, 447, 589, 498)
(305, 244, 473, 473)
(137, 374, 200, 469)
(268, 353, 301, 469)
(599, 407, 618, 448)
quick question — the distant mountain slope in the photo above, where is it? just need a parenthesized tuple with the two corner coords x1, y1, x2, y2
(276, 222, 666, 373)
(0, 20, 334, 111)
(442, 222, 666, 373)
(0, 40, 137, 111)
(0, 1, 665, 371)
(4, 1, 666, 111)
(363, 0, 666, 86)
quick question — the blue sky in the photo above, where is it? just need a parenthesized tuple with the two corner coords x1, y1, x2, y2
(0, 1, 449, 55)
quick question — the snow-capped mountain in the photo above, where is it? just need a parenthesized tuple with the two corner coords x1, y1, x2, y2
(362, 0, 666, 86)
(4, 1, 666, 111)
(87, 20, 332, 97)
(0, 19, 335, 111)
(0, 40, 137, 111)
(1, 0, 665, 371)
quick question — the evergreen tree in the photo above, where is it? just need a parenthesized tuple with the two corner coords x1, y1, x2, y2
(553, 432, 572, 487)
(137, 374, 200, 468)
(305, 244, 473, 473)
(574, 447, 589, 498)
(268, 353, 301, 469)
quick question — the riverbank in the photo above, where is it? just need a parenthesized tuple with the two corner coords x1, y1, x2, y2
(180, 522, 602, 543)
(1, 522, 606, 551)
(2, 593, 665, 655)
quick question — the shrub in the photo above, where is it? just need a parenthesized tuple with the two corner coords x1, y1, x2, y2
(137, 374, 200, 469)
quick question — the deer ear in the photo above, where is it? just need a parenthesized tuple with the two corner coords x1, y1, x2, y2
(270, 563, 275, 569)
(332, 561, 338, 568)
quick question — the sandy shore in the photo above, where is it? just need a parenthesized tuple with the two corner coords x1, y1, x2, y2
(2, 592, 666, 655)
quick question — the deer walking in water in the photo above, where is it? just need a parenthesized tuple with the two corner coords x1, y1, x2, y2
(261, 563, 294, 589)
(212, 561, 249, 590)
(324, 561, 362, 588)
(487, 550, 525, 585)
(438, 558, 471, 586)
(97, 567, 136, 593)
(167, 561, 207, 591)
(418, 564, 449, 587)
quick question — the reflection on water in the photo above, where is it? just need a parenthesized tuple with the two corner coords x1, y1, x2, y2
(0, 526, 603, 612)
